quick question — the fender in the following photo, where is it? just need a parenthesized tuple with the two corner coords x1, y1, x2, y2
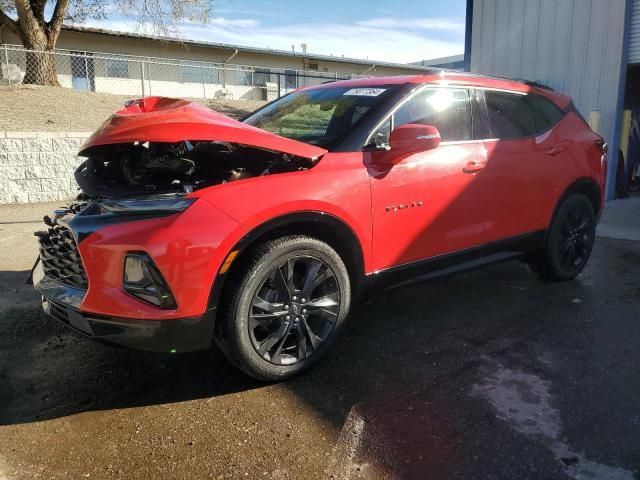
(547, 177, 602, 236)
(207, 211, 367, 310)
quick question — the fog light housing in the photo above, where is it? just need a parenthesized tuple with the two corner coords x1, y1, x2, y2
(123, 253, 177, 309)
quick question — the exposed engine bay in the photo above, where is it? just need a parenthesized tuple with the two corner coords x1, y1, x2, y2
(75, 141, 318, 199)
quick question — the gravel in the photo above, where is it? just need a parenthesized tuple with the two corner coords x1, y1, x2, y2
(0, 85, 266, 131)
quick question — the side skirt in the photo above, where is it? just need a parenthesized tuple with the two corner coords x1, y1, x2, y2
(367, 230, 546, 296)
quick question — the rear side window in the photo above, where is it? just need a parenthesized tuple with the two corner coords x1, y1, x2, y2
(393, 88, 472, 142)
(525, 95, 565, 132)
(484, 91, 536, 139)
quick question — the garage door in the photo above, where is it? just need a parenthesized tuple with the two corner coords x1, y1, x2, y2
(631, 0, 640, 64)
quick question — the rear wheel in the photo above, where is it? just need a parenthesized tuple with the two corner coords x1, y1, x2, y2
(528, 193, 596, 280)
(216, 236, 351, 381)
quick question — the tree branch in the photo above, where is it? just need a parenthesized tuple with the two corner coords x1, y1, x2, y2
(0, 7, 20, 37)
(47, 0, 69, 38)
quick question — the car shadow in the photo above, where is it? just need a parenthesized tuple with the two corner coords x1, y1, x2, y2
(0, 270, 264, 425)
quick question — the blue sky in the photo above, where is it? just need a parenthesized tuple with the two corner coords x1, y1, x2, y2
(79, 0, 467, 64)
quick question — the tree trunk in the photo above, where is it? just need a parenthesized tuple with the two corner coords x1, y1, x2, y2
(20, 18, 61, 87)
(23, 48, 59, 86)
(1, 0, 69, 86)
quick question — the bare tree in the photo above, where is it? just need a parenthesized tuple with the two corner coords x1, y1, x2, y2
(0, 0, 212, 86)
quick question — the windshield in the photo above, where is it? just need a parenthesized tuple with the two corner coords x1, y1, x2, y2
(243, 85, 399, 149)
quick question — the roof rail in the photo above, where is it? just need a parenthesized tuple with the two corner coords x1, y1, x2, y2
(513, 79, 554, 91)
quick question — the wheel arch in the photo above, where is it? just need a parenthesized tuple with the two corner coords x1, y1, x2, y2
(554, 177, 602, 221)
(208, 211, 367, 312)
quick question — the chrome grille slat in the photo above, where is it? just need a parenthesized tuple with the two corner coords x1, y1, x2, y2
(37, 222, 88, 290)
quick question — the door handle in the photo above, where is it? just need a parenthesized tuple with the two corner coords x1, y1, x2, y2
(545, 146, 566, 156)
(463, 161, 486, 174)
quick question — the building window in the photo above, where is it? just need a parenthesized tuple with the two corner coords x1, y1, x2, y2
(105, 57, 129, 78)
(234, 66, 252, 86)
(254, 68, 271, 84)
(308, 63, 319, 71)
(285, 69, 297, 89)
(180, 61, 219, 84)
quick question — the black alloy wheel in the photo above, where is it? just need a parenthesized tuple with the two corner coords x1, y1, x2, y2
(248, 255, 340, 365)
(529, 193, 596, 280)
(216, 236, 351, 381)
(555, 201, 594, 272)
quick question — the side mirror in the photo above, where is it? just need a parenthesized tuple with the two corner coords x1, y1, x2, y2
(389, 124, 441, 154)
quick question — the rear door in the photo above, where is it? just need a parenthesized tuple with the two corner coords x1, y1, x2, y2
(479, 90, 566, 240)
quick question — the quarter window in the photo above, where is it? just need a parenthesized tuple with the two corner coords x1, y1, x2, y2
(393, 88, 472, 142)
(526, 95, 565, 132)
(484, 91, 536, 139)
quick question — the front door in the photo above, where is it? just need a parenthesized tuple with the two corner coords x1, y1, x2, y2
(367, 87, 494, 272)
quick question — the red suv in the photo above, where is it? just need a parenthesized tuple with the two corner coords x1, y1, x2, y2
(32, 73, 606, 380)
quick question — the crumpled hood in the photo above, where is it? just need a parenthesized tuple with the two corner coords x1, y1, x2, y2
(79, 96, 328, 160)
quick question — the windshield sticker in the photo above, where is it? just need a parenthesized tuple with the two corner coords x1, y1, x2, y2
(343, 88, 386, 97)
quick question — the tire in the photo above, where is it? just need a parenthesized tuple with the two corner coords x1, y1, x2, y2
(215, 236, 351, 381)
(528, 193, 596, 281)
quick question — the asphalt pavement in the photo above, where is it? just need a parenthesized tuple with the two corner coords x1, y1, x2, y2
(0, 199, 638, 479)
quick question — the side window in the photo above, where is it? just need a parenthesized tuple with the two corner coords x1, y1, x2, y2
(393, 88, 472, 142)
(526, 95, 565, 133)
(484, 91, 536, 139)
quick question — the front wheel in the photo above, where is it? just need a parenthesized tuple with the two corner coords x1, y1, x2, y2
(528, 193, 596, 281)
(216, 236, 351, 381)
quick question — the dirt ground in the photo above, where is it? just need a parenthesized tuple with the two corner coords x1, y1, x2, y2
(0, 200, 639, 479)
(0, 85, 266, 131)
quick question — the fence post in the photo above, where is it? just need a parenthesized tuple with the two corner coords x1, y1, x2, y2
(201, 61, 206, 99)
(140, 61, 146, 97)
(3, 44, 10, 86)
(147, 61, 152, 96)
(277, 72, 281, 98)
(83, 53, 89, 90)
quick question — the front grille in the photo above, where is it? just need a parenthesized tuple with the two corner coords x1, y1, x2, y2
(37, 223, 88, 289)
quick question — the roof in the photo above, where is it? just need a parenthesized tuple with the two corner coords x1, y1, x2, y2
(60, 25, 435, 73)
(305, 72, 573, 108)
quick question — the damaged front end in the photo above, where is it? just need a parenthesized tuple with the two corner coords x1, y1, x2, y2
(74, 96, 328, 200)
(75, 140, 317, 199)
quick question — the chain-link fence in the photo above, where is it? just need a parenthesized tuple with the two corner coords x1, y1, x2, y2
(1, 44, 362, 101)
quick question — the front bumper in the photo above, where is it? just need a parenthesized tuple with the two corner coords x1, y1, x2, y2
(34, 260, 216, 353)
(41, 295, 216, 353)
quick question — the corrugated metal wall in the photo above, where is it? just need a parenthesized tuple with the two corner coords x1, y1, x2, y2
(631, 0, 640, 64)
(470, 0, 629, 198)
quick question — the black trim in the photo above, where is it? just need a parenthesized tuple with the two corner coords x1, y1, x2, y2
(370, 230, 546, 294)
(70, 202, 180, 243)
(33, 259, 85, 309)
(470, 88, 491, 140)
(123, 252, 178, 310)
(41, 296, 216, 353)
